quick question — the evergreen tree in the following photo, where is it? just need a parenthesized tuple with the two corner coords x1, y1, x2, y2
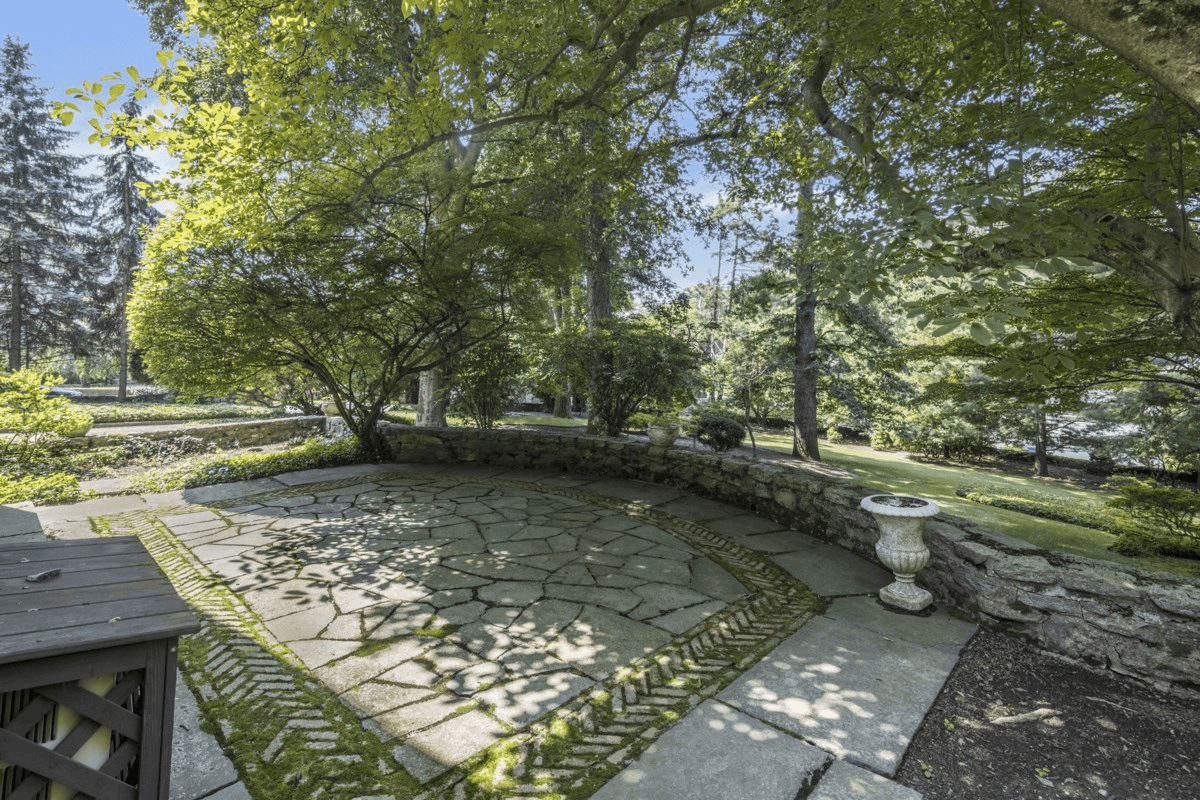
(0, 37, 90, 371)
(94, 97, 160, 398)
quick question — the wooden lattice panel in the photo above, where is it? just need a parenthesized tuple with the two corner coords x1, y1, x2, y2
(0, 538, 199, 800)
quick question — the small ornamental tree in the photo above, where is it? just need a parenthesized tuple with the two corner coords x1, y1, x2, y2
(578, 314, 703, 437)
(0, 369, 93, 457)
(451, 335, 526, 429)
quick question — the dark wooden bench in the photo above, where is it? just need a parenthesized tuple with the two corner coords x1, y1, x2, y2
(1, 536, 200, 800)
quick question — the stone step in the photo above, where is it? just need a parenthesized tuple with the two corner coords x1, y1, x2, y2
(588, 699, 830, 800)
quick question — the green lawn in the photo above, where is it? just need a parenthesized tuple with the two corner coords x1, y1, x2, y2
(753, 433, 1200, 578)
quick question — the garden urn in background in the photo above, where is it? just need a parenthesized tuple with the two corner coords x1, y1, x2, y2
(647, 422, 680, 446)
(860, 494, 941, 612)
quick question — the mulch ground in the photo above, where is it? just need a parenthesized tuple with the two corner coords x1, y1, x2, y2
(896, 628, 1200, 799)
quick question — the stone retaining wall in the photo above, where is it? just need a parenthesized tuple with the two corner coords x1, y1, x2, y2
(77, 415, 326, 449)
(382, 424, 1200, 690)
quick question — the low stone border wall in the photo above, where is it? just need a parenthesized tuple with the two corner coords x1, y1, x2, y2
(382, 424, 1200, 691)
(76, 415, 325, 449)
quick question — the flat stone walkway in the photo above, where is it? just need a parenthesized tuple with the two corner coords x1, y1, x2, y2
(9, 462, 976, 799)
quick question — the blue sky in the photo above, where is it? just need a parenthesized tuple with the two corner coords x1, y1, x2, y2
(4, 1, 159, 91)
(4, 1, 724, 288)
(4, 1, 161, 150)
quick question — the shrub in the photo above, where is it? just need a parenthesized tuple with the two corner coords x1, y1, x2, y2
(119, 435, 214, 461)
(1110, 529, 1200, 560)
(955, 486, 1121, 532)
(690, 410, 746, 453)
(129, 436, 362, 493)
(625, 412, 655, 432)
(870, 428, 906, 451)
(1107, 479, 1200, 540)
(0, 472, 94, 505)
(957, 483, 1200, 561)
(0, 370, 94, 457)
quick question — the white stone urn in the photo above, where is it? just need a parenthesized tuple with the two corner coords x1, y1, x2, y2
(647, 423, 680, 447)
(860, 494, 941, 612)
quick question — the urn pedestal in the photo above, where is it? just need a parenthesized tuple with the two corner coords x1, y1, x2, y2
(860, 494, 940, 612)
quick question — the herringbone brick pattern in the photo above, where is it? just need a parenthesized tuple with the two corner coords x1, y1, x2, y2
(105, 510, 416, 799)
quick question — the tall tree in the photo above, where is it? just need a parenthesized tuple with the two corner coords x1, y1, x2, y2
(94, 97, 160, 398)
(0, 37, 89, 371)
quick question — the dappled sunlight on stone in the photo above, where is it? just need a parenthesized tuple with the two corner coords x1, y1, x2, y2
(141, 470, 764, 786)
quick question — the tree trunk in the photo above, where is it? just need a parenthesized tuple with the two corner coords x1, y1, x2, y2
(416, 369, 447, 427)
(118, 181, 134, 401)
(356, 406, 389, 461)
(551, 285, 572, 418)
(8, 255, 21, 372)
(1033, 407, 1050, 477)
(792, 186, 821, 461)
(117, 287, 129, 400)
(585, 143, 614, 435)
(553, 391, 570, 418)
(793, 263, 821, 461)
(1036, 0, 1200, 119)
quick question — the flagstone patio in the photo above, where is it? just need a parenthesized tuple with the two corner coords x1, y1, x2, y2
(99, 465, 834, 797)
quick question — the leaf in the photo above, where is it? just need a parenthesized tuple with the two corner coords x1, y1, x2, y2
(969, 322, 993, 345)
(930, 323, 960, 338)
(127, 65, 140, 82)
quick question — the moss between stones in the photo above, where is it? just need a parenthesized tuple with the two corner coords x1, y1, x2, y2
(176, 627, 422, 800)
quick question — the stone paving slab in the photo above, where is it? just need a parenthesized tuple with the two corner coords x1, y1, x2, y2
(199, 783, 253, 800)
(183, 477, 286, 504)
(79, 464, 958, 800)
(271, 462, 415, 486)
(824, 596, 977, 651)
(578, 478, 688, 506)
(808, 760, 925, 800)
(769, 539, 894, 597)
(0, 504, 42, 540)
(170, 671, 240, 800)
(392, 709, 507, 783)
(590, 699, 831, 800)
(717, 608, 966, 777)
(652, 495, 746, 522)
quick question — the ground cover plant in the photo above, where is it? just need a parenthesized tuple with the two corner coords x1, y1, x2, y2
(128, 436, 361, 493)
(752, 432, 1200, 578)
(0, 383, 348, 503)
(86, 402, 293, 424)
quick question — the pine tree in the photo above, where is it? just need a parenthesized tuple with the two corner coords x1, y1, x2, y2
(0, 36, 91, 371)
(94, 97, 160, 398)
